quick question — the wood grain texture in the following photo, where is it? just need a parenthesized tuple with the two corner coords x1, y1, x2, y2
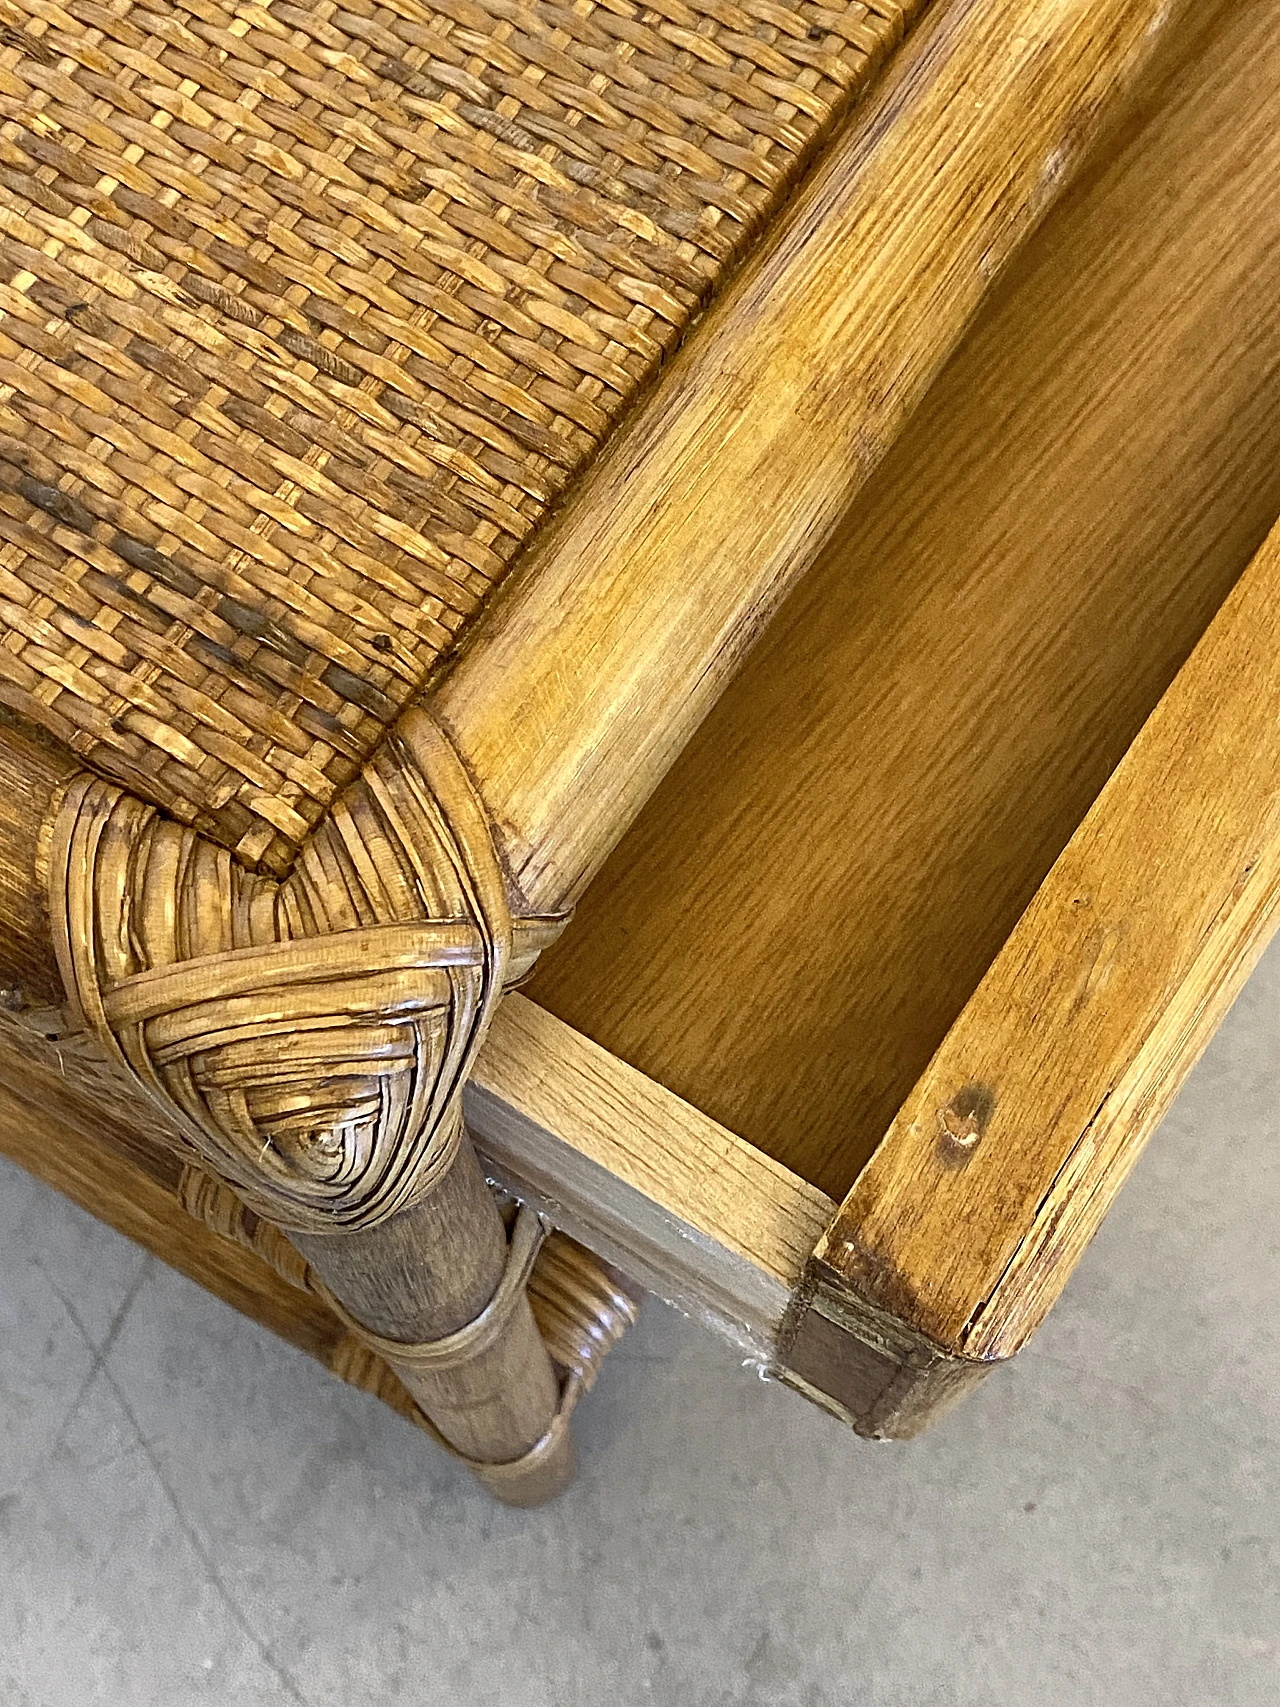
(531, 0, 1280, 1198)
(816, 510, 1280, 1358)
(435, 0, 1186, 916)
(468, 993, 833, 1360)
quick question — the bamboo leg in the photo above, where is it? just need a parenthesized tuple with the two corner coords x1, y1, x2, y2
(295, 1133, 574, 1503)
(175, 1148, 641, 1501)
(46, 716, 581, 1504)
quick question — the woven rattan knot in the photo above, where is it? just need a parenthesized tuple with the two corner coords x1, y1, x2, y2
(49, 711, 563, 1235)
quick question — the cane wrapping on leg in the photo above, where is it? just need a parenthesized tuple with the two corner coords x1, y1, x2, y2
(48, 712, 579, 1501)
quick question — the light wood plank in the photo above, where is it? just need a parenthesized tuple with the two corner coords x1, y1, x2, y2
(817, 512, 1280, 1359)
(436, 0, 1182, 916)
(468, 995, 833, 1358)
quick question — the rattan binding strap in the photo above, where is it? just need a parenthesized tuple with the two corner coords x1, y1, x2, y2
(0, 0, 921, 872)
(47, 706, 563, 1234)
(321, 1203, 584, 1497)
(320, 1201, 548, 1369)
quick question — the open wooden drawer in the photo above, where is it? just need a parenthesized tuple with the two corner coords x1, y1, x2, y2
(497, 0, 1280, 1424)
(1, 0, 1278, 1497)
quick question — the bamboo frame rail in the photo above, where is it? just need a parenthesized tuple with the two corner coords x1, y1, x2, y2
(435, 0, 1188, 911)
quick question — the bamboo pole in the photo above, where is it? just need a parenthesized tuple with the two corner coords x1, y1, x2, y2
(434, 0, 1188, 915)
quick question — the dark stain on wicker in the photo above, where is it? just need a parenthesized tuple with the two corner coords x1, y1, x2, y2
(0, 0, 917, 872)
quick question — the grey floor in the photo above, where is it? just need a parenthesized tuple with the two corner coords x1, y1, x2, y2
(2, 949, 1278, 1707)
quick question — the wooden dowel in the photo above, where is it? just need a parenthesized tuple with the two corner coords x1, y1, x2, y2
(434, 0, 1186, 915)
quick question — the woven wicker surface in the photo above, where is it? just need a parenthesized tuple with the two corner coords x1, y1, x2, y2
(0, 0, 919, 870)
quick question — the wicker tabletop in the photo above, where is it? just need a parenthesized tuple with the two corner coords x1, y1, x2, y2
(0, 0, 910, 870)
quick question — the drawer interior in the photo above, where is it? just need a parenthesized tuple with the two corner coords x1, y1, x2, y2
(529, 0, 1280, 1203)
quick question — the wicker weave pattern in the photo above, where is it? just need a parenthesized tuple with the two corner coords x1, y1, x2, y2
(0, 0, 917, 869)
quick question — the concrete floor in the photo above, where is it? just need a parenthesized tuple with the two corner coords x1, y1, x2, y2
(1, 946, 1278, 1707)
